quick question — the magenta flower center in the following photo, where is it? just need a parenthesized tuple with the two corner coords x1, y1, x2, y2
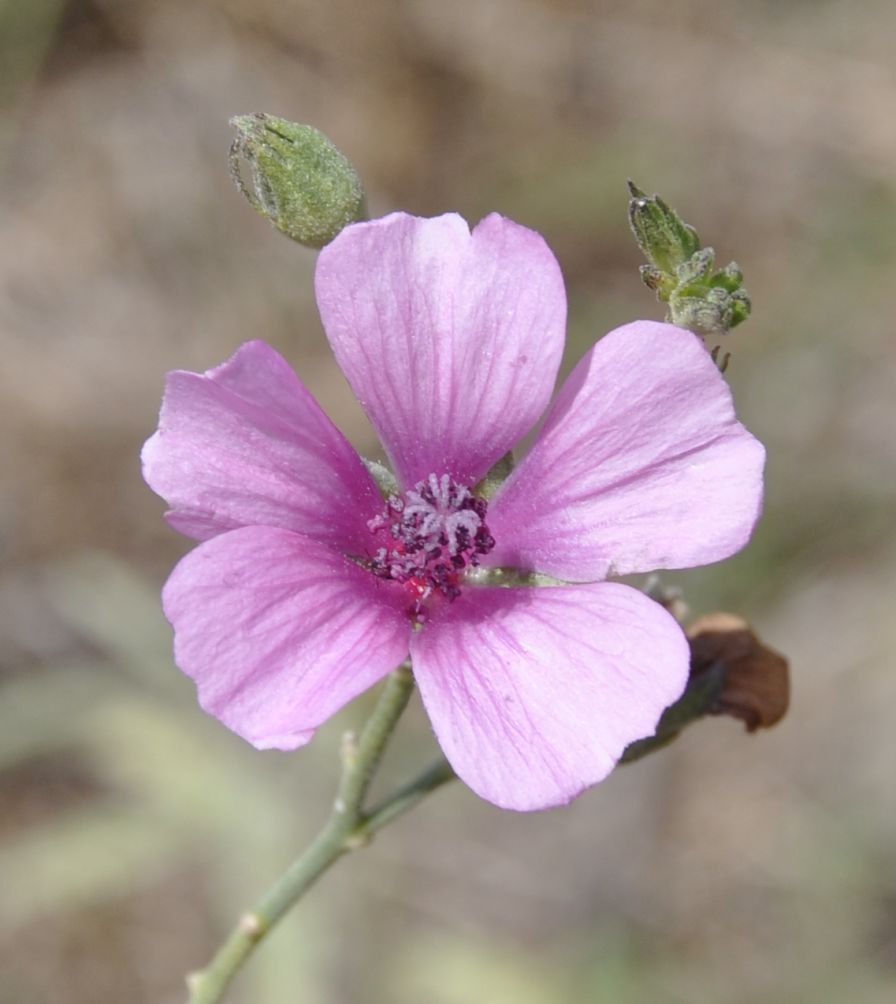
(366, 473, 495, 613)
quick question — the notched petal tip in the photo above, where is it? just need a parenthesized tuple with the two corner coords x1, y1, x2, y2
(141, 339, 382, 550)
(315, 210, 567, 489)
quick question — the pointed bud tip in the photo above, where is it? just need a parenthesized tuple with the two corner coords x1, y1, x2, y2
(627, 183, 701, 274)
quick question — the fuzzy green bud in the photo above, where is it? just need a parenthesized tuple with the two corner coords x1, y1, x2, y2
(628, 180, 700, 275)
(229, 114, 366, 248)
(627, 181, 752, 338)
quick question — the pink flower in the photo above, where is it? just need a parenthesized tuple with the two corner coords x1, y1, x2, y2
(143, 213, 764, 811)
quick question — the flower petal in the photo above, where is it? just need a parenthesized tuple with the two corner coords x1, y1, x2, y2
(163, 526, 411, 749)
(486, 322, 765, 580)
(142, 340, 383, 552)
(315, 212, 566, 489)
(410, 582, 688, 811)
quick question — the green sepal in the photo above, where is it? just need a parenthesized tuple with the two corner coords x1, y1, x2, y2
(363, 459, 399, 499)
(728, 290, 752, 328)
(464, 566, 566, 588)
(475, 451, 514, 500)
(674, 246, 715, 288)
(710, 260, 744, 292)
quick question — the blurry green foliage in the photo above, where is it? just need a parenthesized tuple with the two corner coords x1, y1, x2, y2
(1, 555, 332, 1002)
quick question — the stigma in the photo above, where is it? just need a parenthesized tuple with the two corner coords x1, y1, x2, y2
(366, 473, 495, 615)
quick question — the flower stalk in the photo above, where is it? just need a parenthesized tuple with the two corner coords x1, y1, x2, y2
(186, 662, 419, 1004)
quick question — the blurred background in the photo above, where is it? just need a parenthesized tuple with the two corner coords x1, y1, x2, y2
(2, 1, 895, 1001)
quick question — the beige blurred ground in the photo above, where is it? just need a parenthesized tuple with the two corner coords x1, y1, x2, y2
(1, 1, 895, 1002)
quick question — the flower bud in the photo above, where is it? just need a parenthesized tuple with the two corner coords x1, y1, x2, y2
(628, 180, 700, 275)
(229, 114, 366, 248)
(627, 181, 752, 338)
(475, 451, 515, 500)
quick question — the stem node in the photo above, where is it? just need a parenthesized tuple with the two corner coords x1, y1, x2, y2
(238, 912, 266, 939)
(343, 829, 373, 851)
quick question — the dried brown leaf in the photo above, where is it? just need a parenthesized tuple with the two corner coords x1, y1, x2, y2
(687, 613, 790, 732)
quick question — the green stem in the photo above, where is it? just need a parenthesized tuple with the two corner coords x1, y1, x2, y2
(619, 659, 727, 764)
(361, 757, 456, 835)
(186, 663, 415, 1004)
